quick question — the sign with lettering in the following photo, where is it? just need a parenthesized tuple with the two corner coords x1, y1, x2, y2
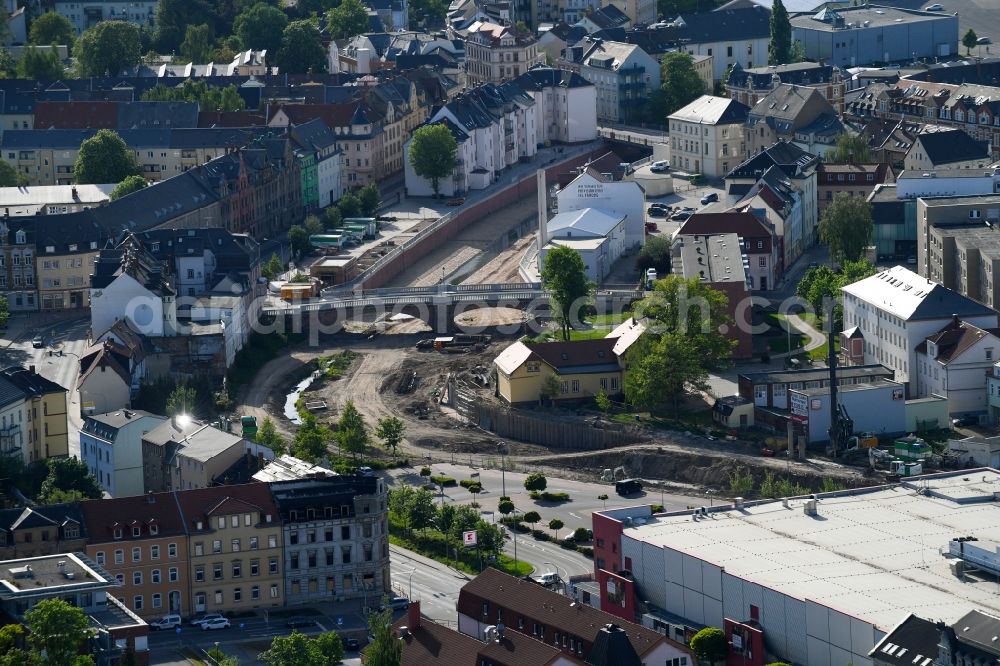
(576, 184, 605, 198)
(790, 392, 808, 416)
(463, 530, 477, 547)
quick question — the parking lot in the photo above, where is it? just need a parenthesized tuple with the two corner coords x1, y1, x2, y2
(644, 177, 728, 239)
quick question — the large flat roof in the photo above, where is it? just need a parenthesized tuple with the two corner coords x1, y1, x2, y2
(619, 471, 1000, 632)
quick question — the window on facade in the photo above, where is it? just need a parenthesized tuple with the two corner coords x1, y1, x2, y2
(152, 593, 162, 609)
(269, 558, 278, 574)
(151, 569, 161, 584)
(195, 542, 204, 556)
(133, 571, 142, 585)
(151, 545, 160, 560)
(169, 543, 177, 557)
(132, 547, 141, 562)
(269, 535, 277, 548)
(232, 561, 241, 578)
(133, 596, 143, 611)
(249, 537, 258, 550)
(213, 563, 223, 580)
(231, 539, 240, 552)
(212, 540, 221, 554)
(251, 585, 260, 600)
(250, 559, 259, 576)
(195, 567, 205, 582)
(291, 553, 299, 569)
(169, 567, 178, 582)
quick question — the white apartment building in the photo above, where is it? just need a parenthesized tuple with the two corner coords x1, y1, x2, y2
(896, 168, 1000, 199)
(404, 70, 597, 196)
(668, 96, 750, 178)
(914, 317, 1000, 417)
(841, 265, 999, 389)
(559, 39, 659, 124)
(55, 0, 157, 35)
(465, 21, 542, 86)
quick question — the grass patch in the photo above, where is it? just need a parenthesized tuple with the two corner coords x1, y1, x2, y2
(320, 350, 356, 379)
(388, 530, 532, 578)
(567, 328, 610, 341)
(808, 342, 829, 361)
(588, 312, 629, 327)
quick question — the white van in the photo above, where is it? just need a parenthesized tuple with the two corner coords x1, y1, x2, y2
(149, 614, 182, 630)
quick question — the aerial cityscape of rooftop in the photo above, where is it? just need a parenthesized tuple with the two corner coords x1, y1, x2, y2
(4, 0, 1000, 664)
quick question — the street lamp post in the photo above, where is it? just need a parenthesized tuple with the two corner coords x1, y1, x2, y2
(406, 568, 416, 601)
(497, 442, 507, 498)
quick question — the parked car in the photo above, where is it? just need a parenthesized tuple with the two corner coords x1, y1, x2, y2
(358, 466, 375, 477)
(645, 221, 658, 233)
(201, 618, 231, 631)
(925, 3, 943, 9)
(31, 335, 45, 348)
(344, 637, 361, 651)
(670, 210, 692, 221)
(952, 415, 978, 427)
(381, 596, 410, 611)
(149, 614, 182, 630)
(700, 192, 719, 205)
(647, 206, 668, 218)
(978, 37, 992, 45)
(535, 572, 559, 587)
(650, 160, 669, 173)
(190, 613, 225, 627)
(285, 616, 316, 629)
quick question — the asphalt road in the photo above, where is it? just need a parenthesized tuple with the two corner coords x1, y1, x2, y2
(0, 313, 89, 457)
(386, 461, 708, 536)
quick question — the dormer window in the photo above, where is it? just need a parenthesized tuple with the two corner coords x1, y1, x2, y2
(149, 524, 159, 536)
(113, 527, 123, 539)
(64, 525, 79, 539)
(15, 230, 24, 244)
(132, 526, 141, 537)
(45, 246, 54, 253)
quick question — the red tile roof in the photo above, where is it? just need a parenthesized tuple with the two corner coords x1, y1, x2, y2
(457, 569, 666, 659)
(34, 101, 118, 130)
(172, 483, 280, 532)
(79, 490, 187, 543)
(269, 103, 359, 129)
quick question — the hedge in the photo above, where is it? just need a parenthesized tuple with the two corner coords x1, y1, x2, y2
(430, 476, 457, 487)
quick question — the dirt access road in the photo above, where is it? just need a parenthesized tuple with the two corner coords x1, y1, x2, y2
(236, 337, 873, 493)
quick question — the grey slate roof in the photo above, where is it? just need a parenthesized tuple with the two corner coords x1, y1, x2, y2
(670, 95, 750, 125)
(727, 61, 840, 89)
(725, 140, 819, 180)
(914, 129, 991, 166)
(582, 5, 630, 29)
(675, 5, 771, 43)
(116, 101, 199, 129)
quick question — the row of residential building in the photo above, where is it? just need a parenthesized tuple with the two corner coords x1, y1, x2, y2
(0, 470, 389, 621)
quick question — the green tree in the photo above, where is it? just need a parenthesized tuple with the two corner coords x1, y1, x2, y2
(322, 206, 343, 228)
(728, 467, 754, 496)
(407, 123, 458, 197)
(17, 46, 65, 79)
(276, 20, 327, 74)
(141, 80, 245, 112)
(0, 294, 9, 329)
(358, 183, 380, 215)
(336, 400, 369, 461)
(690, 627, 727, 666)
(963, 28, 978, 55)
(255, 416, 287, 456)
(0, 160, 23, 187)
(262, 253, 284, 281)
(635, 235, 672, 274)
(293, 413, 331, 462)
(24, 599, 93, 666)
(110, 175, 148, 201)
(548, 517, 564, 537)
(30, 13, 75, 49)
(595, 388, 612, 412)
(819, 193, 874, 263)
(597, 493, 608, 508)
(166, 384, 197, 417)
(634, 275, 734, 370)
(789, 40, 806, 63)
(524, 472, 547, 492)
(375, 415, 405, 457)
(409, 0, 447, 26)
(73, 129, 141, 184)
(659, 51, 705, 117)
(539, 374, 561, 405)
(497, 498, 515, 515)
(364, 602, 401, 666)
(76, 20, 141, 77)
(625, 333, 709, 414)
(825, 132, 873, 164)
(796, 259, 876, 318)
(541, 245, 593, 340)
(288, 224, 310, 256)
(769, 0, 792, 65)
(153, 0, 219, 53)
(236, 3, 288, 53)
(327, 0, 370, 39)
(180, 24, 214, 63)
(304, 214, 324, 237)
(467, 482, 483, 506)
(313, 632, 345, 666)
(39, 457, 101, 504)
(259, 631, 324, 666)
(338, 191, 363, 218)
(404, 488, 437, 533)
(523, 510, 541, 529)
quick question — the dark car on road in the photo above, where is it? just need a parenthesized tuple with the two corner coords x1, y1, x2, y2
(670, 210, 692, 221)
(647, 206, 668, 217)
(344, 637, 360, 651)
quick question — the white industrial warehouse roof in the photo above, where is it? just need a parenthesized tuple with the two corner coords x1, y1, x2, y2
(546, 207, 624, 239)
(622, 471, 1000, 631)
